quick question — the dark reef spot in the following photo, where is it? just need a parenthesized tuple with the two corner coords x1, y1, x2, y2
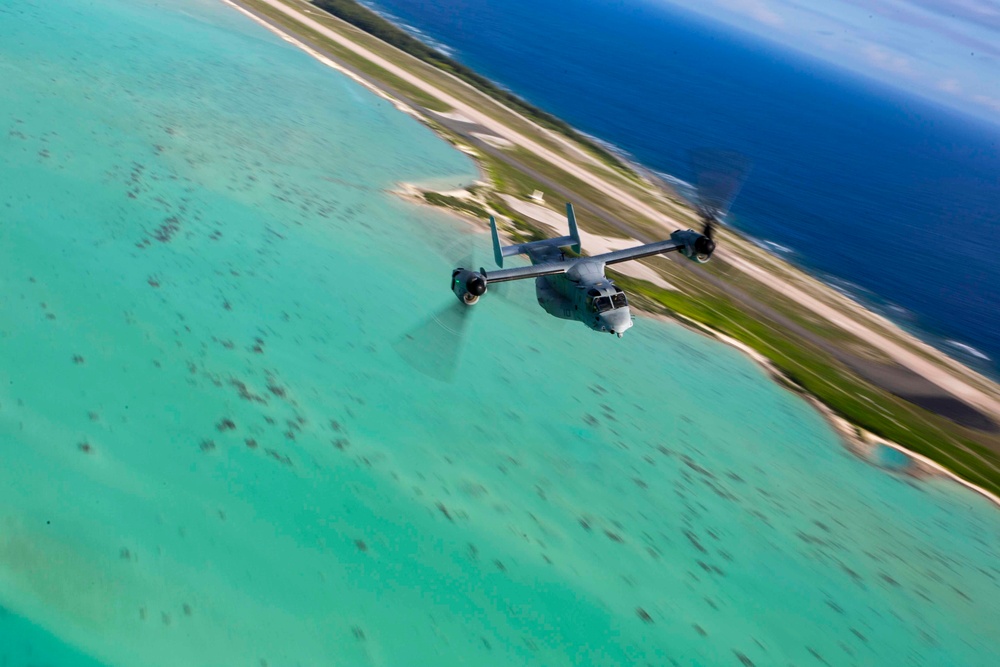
(199, 439, 215, 452)
(332, 438, 350, 450)
(693, 624, 707, 637)
(216, 418, 236, 432)
(72, 355, 85, 364)
(636, 607, 653, 623)
(119, 547, 131, 560)
(245, 438, 258, 449)
(153, 216, 180, 243)
(733, 651, 755, 666)
(231, 379, 266, 404)
(265, 449, 292, 466)
(579, 517, 592, 531)
(78, 442, 92, 454)
(684, 530, 707, 553)
(355, 539, 367, 552)
(604, 530, 624, 543)
(436, 502, 453, 522)
(182, 603, 192, 616)
(806, 646, 829, 665)
(879, 573, 900, 587)
(351, 626, 365, 641)
(494, 560, 506, 572)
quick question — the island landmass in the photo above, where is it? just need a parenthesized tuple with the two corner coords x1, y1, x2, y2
(224, 0, 1000, 503)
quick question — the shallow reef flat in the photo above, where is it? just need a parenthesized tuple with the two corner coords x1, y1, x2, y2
(0, 1, 998, 665)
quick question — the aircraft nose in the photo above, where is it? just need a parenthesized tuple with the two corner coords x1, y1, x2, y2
(601, 309, 633, 336)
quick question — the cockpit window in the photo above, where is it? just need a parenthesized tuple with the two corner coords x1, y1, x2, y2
(594, 296, 613, 312)
(611, 292, 628, 309)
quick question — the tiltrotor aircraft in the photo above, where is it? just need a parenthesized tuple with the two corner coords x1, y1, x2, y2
(448, 149, 749, 338)
(449, 204, 713, 338)
(396, 149, 748, 378)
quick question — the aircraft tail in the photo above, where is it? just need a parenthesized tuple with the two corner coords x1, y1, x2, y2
(490, 203, 582, 268)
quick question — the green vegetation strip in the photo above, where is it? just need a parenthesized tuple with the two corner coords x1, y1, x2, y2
(422, 192, 489, 219)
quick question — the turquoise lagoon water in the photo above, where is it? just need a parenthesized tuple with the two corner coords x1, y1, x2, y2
(1, 1, 998, 665)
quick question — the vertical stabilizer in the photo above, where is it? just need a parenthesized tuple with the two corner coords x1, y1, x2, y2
(566, 203, 582, 254)
(490, 216, 504, 267)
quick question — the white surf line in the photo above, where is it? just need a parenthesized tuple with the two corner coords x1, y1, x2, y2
(723, 250, 1000, 420)
(732, 241, 1000, 395)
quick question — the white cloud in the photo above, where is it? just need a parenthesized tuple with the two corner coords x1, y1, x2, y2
(938, 78, 963, 94)
(861, 44, 916, 76)
(716, 0, 786, 27)
(972, 94, 1000, 114)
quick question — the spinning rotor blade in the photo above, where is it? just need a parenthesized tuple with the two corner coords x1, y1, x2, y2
(394, 242, 481, 381)
(690, 149, 752, 237)
(393, 300, 473, 382)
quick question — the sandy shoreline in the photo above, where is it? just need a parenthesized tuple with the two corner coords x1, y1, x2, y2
(662, 312, 1000, 508)
(222, 0, 1000, 508)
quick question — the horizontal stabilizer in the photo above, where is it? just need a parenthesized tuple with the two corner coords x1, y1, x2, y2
(489, 203, 583, 267)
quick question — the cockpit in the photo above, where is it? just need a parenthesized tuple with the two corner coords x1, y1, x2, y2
(589, 287, 628, 313)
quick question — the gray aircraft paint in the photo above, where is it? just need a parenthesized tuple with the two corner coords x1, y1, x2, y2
(451, 203, 712, 338)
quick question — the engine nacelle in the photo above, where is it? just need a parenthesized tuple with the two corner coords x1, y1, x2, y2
(451, 268, 487, 305)
(672, 229, 716, 263)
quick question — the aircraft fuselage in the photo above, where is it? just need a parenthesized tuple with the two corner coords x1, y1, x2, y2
(526, 246, 633, 337)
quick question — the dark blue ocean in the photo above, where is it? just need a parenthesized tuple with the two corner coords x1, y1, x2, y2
(367, 0, 1000, 373)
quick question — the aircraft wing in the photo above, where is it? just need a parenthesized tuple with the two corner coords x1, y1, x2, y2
(482, 262, 569, 283)
(589, 239, 683, 265)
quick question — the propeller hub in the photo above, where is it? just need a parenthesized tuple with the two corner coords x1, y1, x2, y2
(694, 234, 716, 258)
(467, 274, 487, 297)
